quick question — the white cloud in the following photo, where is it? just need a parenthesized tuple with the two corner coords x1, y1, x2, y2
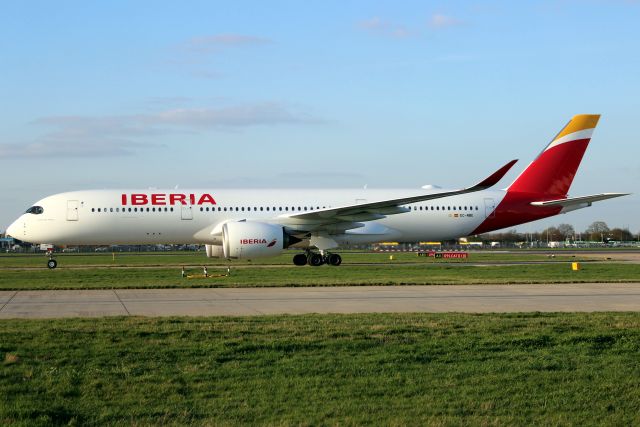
(0, 103, 318, 159)
(168, 33, 272, 79)
(359, 17, 387, 31)
(357, 17, 412, 39)
(428, 14, 463, 29)
(0, 140, 160, 158)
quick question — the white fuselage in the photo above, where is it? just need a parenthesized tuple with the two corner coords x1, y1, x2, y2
(6, 188, 507, 246)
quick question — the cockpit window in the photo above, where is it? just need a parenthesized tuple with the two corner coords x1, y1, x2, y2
(25, 206, 44, 215)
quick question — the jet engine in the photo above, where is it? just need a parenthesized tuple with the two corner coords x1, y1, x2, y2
(205, 244, 224, 258)
(207, 221, 301, 259)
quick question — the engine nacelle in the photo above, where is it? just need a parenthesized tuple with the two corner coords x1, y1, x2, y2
(222, 221, 299, 259)
(205, 244, 225, 258)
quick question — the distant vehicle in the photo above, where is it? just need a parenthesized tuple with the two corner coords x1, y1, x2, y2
(94, 247, 108, 252)
(6, 115, 629, 269)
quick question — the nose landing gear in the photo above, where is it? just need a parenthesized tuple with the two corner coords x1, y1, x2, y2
(46, 249, 58, 269)
(292, 251, 342, 266)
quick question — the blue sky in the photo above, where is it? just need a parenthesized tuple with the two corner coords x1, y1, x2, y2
(2, 1, 639, 235)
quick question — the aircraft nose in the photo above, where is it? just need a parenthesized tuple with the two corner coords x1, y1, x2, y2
(6, 219, 20, 238)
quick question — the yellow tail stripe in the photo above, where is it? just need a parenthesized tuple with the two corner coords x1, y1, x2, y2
(553, 114, 600, 142)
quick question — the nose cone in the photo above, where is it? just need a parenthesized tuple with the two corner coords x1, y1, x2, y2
(6, 219, 20, 238)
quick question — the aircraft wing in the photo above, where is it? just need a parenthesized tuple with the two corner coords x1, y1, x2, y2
(277, 159, 517, 228)
(530, 193, 630, 208)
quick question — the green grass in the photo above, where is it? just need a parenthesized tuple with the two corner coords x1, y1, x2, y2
(2, 250, 638, 290)
(1, 313, 640, 425)
(0, 250, 605, 268)
(0, 262, 639, 290)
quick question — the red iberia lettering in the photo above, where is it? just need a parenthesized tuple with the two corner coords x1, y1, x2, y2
(151, 194, 166, 205)
(131, 194, 148, 205)
(170, 194, 187, 205)
(198, 194, 216, 205)
(241, 239, 268, 245)
(120, 193, 217, 206)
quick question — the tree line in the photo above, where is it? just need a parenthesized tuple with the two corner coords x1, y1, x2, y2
(478, 221, 638, 244)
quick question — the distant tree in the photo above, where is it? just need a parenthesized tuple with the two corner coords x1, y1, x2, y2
(610, 228, 634, 241)
(557, 223, 575, 240)
(541, 226, 561, 242)
(585, 221, 610, 241)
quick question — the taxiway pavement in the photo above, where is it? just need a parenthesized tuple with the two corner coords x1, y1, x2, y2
(2, 283, 640, 318)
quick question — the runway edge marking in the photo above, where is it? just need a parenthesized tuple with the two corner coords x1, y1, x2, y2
(0, 291, 19, 314)
(113, 290, 132, 316)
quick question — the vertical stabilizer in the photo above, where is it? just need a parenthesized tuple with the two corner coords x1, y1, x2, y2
(508, 114, 600, 197)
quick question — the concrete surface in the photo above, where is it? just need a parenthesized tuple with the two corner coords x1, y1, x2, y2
(2, 283, 640, 318)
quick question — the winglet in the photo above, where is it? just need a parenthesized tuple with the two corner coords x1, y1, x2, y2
(472, 159, 518, 190)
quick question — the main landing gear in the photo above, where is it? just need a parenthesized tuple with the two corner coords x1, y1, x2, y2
(292, 251, 342, 267)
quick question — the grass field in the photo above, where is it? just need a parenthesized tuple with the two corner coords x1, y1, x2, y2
(0, 250, 605, 268)
(1, 262, 640, 290)
(2, 251, 639, 290)
(2, 313, 640, 425)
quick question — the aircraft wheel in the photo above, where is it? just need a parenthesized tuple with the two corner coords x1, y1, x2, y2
(307, 253, 324, 267)
(47, 259, 57, 269)
(293, 253, 307, 266)
(327, 253, 342, 266)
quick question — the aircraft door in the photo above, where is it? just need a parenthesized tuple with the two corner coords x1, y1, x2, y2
(181, 205, 193, 220)
(67, 200, 79, 221)
(484, 198, 496, 218)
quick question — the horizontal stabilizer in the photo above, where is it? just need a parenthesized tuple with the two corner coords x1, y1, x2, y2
(530, 193, 630, 209)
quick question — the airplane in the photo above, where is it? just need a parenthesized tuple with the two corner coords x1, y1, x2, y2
(5, 114, 629, 269)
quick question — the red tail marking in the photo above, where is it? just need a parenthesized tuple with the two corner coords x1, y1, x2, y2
(508, 139, 590, 197)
